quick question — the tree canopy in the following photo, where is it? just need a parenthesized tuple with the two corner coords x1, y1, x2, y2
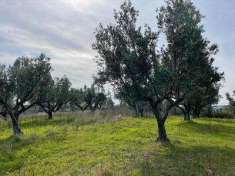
(70, 85, 108, 112)
(37, 75, 71, 119)
(158, 0, 223, 120)
(0, 54, 51, 135)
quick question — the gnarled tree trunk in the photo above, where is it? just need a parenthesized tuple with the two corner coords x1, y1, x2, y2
(182, 104, 192, 121)
(152, 104, 170, 143)
(193, 106, 201, 118)
(184, 110, 191, 121)
(156, 118, 168, 142)
(9, 113, 22, 136)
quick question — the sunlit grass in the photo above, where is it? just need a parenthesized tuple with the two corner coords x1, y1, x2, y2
(0, 115, 235, 175)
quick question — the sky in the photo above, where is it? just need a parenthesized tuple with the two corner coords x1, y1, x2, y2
(0, 0, 234, 105)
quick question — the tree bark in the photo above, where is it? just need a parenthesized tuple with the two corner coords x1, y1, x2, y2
(139, 108, 144, 117)
(193, 112, 200, 118)
(177, 105, 191, 121)
(48, 111, 53, 120)
(153, 105, 170, 143)
(184, 110, 191, 121)
(156, 118, 169, 143)
(193, 107, 201, 118)
(134, 103, 144, 117)
(184, 105, 192, 121)
(10, 114, 22, 136)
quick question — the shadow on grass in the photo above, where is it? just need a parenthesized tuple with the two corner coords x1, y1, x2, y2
(140, 143, 235, 176)
(176, 120, 235, 140)
(0, 129, 69, 175)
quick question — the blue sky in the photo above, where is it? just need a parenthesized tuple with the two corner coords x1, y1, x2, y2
(0, 0, 234, 105)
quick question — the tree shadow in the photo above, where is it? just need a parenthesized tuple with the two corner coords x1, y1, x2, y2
(176, 120, 235, 140)
(141, 144, 235, 176)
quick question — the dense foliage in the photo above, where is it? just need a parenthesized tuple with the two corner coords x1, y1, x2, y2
(0, 54, 51, 135)
(37, 75, 72, 119)
(70, 85, 112, 112)
(93, 0, 223, 142)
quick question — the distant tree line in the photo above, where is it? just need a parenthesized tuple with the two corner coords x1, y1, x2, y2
(0, 54, 114, 135)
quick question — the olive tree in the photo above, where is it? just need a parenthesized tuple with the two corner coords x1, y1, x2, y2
(93, 1, 188, 143)
(85, 86, 107, 111)
(70, 88, 89, 112)
(0, 54, 51, 135)
(158, 0, 223, 120)
(70, 85, 108, 112)
(116, 92, 148, 117)
(93, 0, 223, 142)
(37, 76, 71, 119)
(178, 84, 221, 120)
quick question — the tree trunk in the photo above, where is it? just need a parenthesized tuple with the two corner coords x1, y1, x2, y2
(48, 111, 53, 120)
(177, 105, 191, 121)
(153, 106, 170, 143)
(10, 114, 22, 136)
(193, 110, 200, 118)
(156, 118, 169, 143)
(207, 105, 213, 117)
(184, 105, 191, 121)
(134, 103, 139, 117)
(134, 103, 144, 117)
(139, 108, 144, 117)
(180, 108, 188, 121)
(184, 111, 191, 121)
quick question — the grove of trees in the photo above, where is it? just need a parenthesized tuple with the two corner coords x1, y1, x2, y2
(0, 0, 230, 145)
(70, 85, 113, 112)
(0, 54, 112, 135)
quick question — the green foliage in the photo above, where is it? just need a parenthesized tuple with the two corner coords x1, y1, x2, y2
(0, 115, 235, 175)
(0, 54, 52, 135)
(158, 0, 223, 120)
(70, 85, 110, 112)
(93, 0, 188, 142)
(37, 75, 71, 119)
(93, 0, 223, 142)
(208, 111, 234, 119)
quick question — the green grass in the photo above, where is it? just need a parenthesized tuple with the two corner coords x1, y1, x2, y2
(0, 114, 235, 176)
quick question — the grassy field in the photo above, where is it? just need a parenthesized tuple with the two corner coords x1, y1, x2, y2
(0, 114, 235, 176)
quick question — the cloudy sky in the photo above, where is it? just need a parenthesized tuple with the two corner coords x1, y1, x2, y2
(0, 0, 234, 105)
